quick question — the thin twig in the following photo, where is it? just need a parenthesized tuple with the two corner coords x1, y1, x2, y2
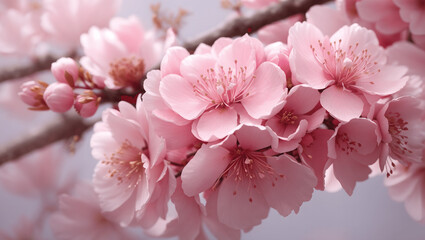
(0, 0, 332, 165)
(0, 114, 96, 166)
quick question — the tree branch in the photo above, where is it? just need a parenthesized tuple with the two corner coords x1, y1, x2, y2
(0, 54, 69, 83)
(1, 0, 332, 165)
(182, 0, 331, 52)
(0, 114, 96, 166)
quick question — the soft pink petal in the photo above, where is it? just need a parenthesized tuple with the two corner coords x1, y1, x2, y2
(320, 85, 363, 122)
(193, 107, 238, 142)
(181, 145, 230, 196)
(241, 62, 286, 119)
(159, 74, 209, 120)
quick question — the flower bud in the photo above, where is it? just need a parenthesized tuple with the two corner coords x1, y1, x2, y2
(74, 90, 100, 118)
(18, 80, 49, 110)
(51, 57, 79, 87)
(43, 83, 74, 113)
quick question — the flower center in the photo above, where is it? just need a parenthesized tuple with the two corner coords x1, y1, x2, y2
(101, 140, 147, 187)
(192, 60, 254, 109)
(279, 110, 298, 125)
(310, 39, 380, 88)
(336, 132, 362, 155)
(109, 57, 145, 88)
(386, 112, 412, 155)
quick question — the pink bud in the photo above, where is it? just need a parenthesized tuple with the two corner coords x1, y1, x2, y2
(43, 83, 74, 113)
(74, 91, 99, 118)
(51, 57, 79, 87)
(18, 80, 49, 110)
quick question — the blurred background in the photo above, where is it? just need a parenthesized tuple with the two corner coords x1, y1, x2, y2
(1, 0, 425, 239)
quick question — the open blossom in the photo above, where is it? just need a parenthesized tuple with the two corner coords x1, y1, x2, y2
(328, 118, 380, 195)
(266, 85, 326, 152)
(81, 15, 173, 89)
(50, 182, 135, 240)
(156, 35, 286, 142)
(376, 97, 425, 171)
(385, 161, 425, 224)
(289, 22, 407, 122)
(41, 0, 121, 47)
(90, 97, 175, 227)
(181, 124, 316, 229)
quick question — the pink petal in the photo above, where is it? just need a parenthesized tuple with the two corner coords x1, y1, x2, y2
(241, 62, 286, 119)
(260, 155, 316, 216)
(320, 85, 363, 122)
(234, 125, 274, 151)
(160, 47, 190, 77)
(285, 85, 320, 115)
(217, 178, 269, 229)
(159, 74, 209, 120)
(181, 145, 230, 196)
(193, 107, 238, 142)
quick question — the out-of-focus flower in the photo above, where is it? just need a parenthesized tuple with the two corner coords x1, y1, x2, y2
(50, 181, 135, 240)
(385, 161, 425, 224)
(257, 14, 302, 45)
(393, 0, 425, 35)
(41, 0, 122, 48)
(81, 15, 173, 89)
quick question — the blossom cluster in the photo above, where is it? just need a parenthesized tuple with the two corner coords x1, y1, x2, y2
(2, 0, 425, 239)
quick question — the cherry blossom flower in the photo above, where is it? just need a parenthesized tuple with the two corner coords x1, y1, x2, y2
(376, 97, 425, 171)
(288, 22, 408, 122)
(81, 15, 173, 89)
(157, 35, 287, 142)
(181, 124, 316, 229)
(266, 85, 326, 153)
(328, 118, 380, 195)
(41, 0, 122, 48)
(90, 97, 176, 227)
(385, 161, 425, 224)
(74, 90, 100, 118)
(50, 181, 136, 240)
